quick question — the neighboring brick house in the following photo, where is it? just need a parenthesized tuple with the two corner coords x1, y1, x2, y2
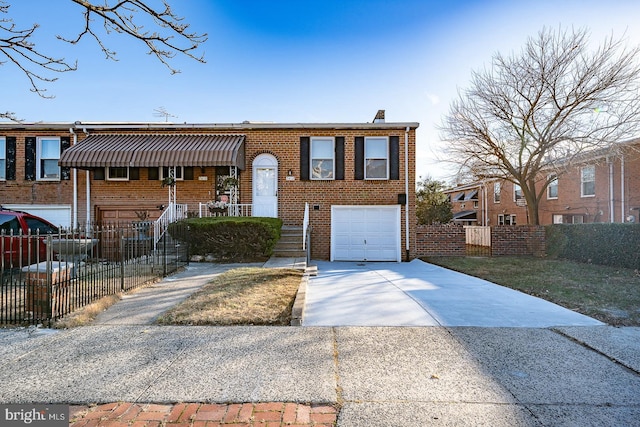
(0, 114, 418, 261)
(446, 140, 640, 225)
(444, 183, 488, 225)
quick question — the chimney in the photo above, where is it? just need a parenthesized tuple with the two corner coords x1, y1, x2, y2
(373, 109, 385, 123)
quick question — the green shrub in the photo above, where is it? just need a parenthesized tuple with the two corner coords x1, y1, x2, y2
(546, 223, 640, 269)
(169, 217, 283, 262)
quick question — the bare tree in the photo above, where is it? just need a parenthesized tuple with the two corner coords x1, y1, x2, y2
(0, 0, 207, 119)
(440, 27, 640, 224)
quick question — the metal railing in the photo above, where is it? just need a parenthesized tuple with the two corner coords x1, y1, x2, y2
(302, 202, 309, 251)
(154, 203, 188, 250)
(198, 203, 253, 218)
(0, 222, 189, 327)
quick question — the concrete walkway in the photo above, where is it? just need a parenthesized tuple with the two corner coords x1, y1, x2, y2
(303, 259, 603, 327)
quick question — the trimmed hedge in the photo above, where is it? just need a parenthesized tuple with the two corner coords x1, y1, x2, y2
(169, 217, 283, 262)
(546, 223, 640, 269)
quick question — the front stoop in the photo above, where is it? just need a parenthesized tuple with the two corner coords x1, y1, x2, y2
(273, 226, 306, 258)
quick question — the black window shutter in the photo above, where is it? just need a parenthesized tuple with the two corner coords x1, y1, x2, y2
(60, 136, 71, 180)
(94, 168, 105, 180)
(335, 137, 345, 180)
(184, 166, 194, 180)
(354, 136, 364, 180)
(6, 136, 16, 180)
(25, 137, 36, 181)
(129, 167, 140, 180)
(300, 137, 310, 181)
(148, 167, 159, 180)
(389, 136, 400, 180)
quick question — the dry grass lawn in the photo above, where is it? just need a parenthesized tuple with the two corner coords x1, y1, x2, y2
(156, 267, 303, 326)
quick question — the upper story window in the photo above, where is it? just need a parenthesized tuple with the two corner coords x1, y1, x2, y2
(37, 137, 61, 180)
(581, 165, 595, 197)
(310, 137, 334, 180)
(547, 174, 558, 199)
(364, 137, 389, 179)
(493, 182, 501, 203)
(0, 137, 5, 180)
(514, 183, 524, 202)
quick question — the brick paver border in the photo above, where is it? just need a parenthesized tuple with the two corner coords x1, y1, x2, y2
(70, 402, 338, 426)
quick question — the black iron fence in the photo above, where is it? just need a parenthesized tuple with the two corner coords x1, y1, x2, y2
(0, 222, 189, 326)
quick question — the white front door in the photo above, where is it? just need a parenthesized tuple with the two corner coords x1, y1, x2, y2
(252, 154, 278, 217)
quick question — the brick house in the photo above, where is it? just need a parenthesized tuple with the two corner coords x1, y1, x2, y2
(0, 114, 419, 261)
(446, 140, 640, 225)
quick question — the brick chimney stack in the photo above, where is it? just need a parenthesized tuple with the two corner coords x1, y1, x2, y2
(373, 110, 385, 123)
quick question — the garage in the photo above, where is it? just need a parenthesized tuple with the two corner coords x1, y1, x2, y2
(331, 205, 401, 262)
(4, 204, 71, 228)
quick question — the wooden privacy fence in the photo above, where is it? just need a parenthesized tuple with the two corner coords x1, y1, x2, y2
(464, 226, 491, 247)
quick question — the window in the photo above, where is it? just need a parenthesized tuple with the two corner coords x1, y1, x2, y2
(310, 137, 334, 179)
(364, 137, 389, 179)
(473, 201, 479, 209)
(37, 137, 61, 180)
(107, 167, 129, 181)
(514, 183, 524, 202)
(581, 165, 595, 197)
(552, 214, 563, 224)
(493, 182, 501, 203)
(498, 214, 516, 225)
(547, 174, 558, 199)
(0, 137, 5, 180)
(161, 166, 184, 181)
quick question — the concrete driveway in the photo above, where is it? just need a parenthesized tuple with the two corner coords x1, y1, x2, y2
(302, 259, 604, 327)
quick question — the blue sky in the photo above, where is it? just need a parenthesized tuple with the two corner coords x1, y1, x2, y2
(2, 0, 640, 181)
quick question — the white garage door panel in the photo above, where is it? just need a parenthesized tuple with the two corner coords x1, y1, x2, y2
(331, 206, 401, 262)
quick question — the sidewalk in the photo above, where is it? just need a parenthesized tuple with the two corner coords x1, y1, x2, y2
(1, 325, 639, 426)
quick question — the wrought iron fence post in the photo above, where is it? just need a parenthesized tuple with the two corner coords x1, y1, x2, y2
(46, 234, 53, 327)
(163, 230, 167, 277)
(120, 229, 125, 291)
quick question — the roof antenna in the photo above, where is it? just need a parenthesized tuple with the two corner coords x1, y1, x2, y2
(153, 107, 177, 122)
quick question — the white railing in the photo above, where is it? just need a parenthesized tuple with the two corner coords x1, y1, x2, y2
(154, 203, 188, 250)
(302, 202, 309, 251)
(198, 203, 253, 218)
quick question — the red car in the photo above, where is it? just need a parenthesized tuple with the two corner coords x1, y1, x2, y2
(0, 208, 59, 268)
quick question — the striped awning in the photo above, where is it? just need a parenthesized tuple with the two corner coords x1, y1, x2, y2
(59, 134, 246, 169)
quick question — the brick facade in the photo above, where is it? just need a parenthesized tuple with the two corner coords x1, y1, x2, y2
(1, 121, 418, 261)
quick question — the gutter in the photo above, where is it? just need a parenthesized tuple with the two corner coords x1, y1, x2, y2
(405, 127, 410, 261)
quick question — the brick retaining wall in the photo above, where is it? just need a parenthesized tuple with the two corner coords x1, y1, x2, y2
(415, 224, 546, 258)
(415, 224, 466, 257)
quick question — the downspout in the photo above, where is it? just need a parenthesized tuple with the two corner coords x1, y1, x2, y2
(621, 155, 625, 222)
(69, 128, 78, 228)
(404, 127, 410, 261)
(608, 157, 614, 223)
(80, 127, 91, 228)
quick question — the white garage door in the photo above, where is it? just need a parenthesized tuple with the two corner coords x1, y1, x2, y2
(5, 204, 72, 228)
(331, 205, 401, 262)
